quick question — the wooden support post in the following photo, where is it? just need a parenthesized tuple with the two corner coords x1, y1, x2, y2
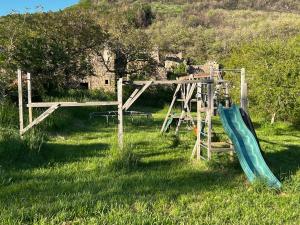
(21, 104, 60, 135)
(241, 68, 248, 112)
(229, 140, 234, 161)
(225, 82, 230, 108)
(161, 84, 181, 133)
(207, 82, 213, 160)
(28, 101, 118, 107)
(117, 78, 123, 150)
(17, 69, 24, 136)
(122, 88, 139, 110)
(175, 83, 196, 135)
(27, 72, 33, 123)
(196, 82, 202, 160)
(209, 65, 213, 79)
(123, 80, 152, 111)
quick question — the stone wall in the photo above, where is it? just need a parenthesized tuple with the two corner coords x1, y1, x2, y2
(83, 48, 117, 92)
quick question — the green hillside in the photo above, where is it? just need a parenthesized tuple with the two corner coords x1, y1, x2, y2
(73, 0, 300, 63)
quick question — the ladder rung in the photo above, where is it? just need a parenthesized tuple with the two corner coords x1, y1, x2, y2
(200, 143, 208, 149)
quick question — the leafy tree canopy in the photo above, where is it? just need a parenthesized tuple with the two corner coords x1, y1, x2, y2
(225, 35, 300, 123)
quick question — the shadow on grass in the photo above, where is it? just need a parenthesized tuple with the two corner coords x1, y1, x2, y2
(42, 142, 109, 163)
(0, 141, 110, 170)
(266, 144, 300, 180)
(136, 158, 186, 171)
(2, 158, 239, 206)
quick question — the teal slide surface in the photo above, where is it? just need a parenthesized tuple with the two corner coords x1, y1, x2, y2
(218, 105, 281, 189)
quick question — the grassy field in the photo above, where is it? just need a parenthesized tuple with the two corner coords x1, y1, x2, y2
(0, 107, 299, 224)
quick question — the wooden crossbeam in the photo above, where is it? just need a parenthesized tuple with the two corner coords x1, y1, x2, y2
(123, 81, 152, 111)
(175, 83, 196, 134)
(211, 148, 233, 153)
(27, 101, 118, 108)
(122, 88, 139, 110)
(160, 83, 181, 133)
(21, 104, 60, 135)
(184, 83, 196, 108)
(131, 79, 211, 85)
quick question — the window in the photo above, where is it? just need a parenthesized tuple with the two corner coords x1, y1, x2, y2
(80, 82, 89, 89)
(105, 79, 109, 85)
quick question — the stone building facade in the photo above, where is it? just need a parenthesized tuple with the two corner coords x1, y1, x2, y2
(82, 47, 219, 93)
(81, 48, 117, 92)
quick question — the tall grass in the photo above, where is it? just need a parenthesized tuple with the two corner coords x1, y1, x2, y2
(0, 88, 116, 166)
(0, 101, 49, 166)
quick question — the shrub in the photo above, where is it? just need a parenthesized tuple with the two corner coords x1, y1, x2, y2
(225, 35, 300, 123)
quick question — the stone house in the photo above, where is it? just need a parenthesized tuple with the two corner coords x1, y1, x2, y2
(81, 47, 219, 93)
(187, 61, 220, 74)
(80, 48, 117, 92)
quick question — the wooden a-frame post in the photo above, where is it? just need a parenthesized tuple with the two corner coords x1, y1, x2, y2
(160, 83, 181, 133)
(117, 78, 124, 149)
(196, 82, 202, 160)
(27, 72, 33, 123)
(241, 68, 248, 112)
(18, 69, 24, 136)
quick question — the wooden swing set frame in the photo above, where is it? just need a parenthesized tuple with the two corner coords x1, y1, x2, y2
(18, 67, 248, 160)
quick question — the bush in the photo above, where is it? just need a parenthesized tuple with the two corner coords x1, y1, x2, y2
(225, 35, 300, 123)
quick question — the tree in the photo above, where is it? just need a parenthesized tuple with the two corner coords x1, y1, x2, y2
(97, 8, 157, 79)
(0, 10, 108, 96)
(225, 36, 300, 123)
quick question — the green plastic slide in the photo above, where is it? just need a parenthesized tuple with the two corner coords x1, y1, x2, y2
(163, 116, 174, 133)
(218, 104, 281, 189)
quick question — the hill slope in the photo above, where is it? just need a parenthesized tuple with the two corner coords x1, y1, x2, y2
(74, 0, 300, 63)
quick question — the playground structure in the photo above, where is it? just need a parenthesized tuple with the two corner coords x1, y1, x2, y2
(159, 68, 246, 160)
(17, 66, 281, 188)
